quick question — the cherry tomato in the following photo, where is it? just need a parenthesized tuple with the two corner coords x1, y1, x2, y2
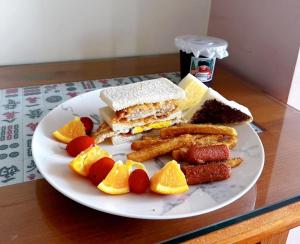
(88, 157, 115, 186)
(80, 117, 94, 135)
(129, 169, 150, 194)
(66, 136, 95, 157)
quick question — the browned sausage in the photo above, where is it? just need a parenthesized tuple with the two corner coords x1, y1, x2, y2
(181, 162, 231, 185)
(186, 144, 229, 164)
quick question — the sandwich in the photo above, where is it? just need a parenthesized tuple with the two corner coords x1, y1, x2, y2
(178, 74, 253, 124)
(93, 78, 185, 144)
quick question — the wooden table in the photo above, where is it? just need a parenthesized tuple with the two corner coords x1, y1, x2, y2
(1, 54, 300, 243)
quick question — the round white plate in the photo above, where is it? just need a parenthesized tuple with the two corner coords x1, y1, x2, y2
(32, 89, 265, 220)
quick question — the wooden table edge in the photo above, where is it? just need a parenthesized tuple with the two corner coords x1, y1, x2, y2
(180, 200, 300, 243)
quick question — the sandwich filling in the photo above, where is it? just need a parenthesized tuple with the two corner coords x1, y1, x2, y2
(100, 106, 182, 132)
(95, 78, 186, 144)
(115, 100, 178, 121)
(97, 104, 182, 144)
(93, 117, 180, 144)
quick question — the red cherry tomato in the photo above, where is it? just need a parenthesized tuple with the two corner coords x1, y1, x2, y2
(80, 117, 94, 134)
(129, 169, 150, 194)
(66, 136, 95, 157)
(88, 157, 115, 186)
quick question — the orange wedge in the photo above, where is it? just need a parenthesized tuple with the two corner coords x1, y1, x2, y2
(69, 145, 110, 176)
(124, 160, 146, 171)
(97, 160, 145, 195)
(150, 160, 189, 194)
(52, 117, 86, 143)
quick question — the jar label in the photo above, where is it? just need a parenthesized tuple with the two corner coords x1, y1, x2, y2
(190, 57, 216, 82)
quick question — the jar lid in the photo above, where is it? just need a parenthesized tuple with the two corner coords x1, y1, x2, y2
(175, 35, 229, 59)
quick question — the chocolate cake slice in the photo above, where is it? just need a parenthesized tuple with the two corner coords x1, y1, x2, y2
(184, 88, 253, 124)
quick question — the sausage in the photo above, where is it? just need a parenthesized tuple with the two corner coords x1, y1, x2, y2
(186, 144, 229, 164)
(181, 162, 231, 185)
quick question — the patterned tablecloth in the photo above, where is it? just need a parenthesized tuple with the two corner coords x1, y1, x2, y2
(0, 72, 182, 187)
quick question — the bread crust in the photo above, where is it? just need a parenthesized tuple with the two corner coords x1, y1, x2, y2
(100, 78, 185, 111)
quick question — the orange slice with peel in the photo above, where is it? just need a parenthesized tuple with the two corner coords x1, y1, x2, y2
(97, 160, 145, 195)
(52, 117, 86, 143)
(150, 160, 189, 194)
(69, 145, 110, 177)
(124, 160, 146, 171)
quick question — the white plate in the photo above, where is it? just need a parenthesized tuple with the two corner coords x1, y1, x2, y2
(32, 89, 265, 220)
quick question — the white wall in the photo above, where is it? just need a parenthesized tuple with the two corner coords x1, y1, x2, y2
(0, 0, 211, 66)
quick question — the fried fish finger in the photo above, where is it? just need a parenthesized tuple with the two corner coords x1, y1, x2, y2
(141, 135, 160, 140)
(127, 134, 194, 162)
(171, 147, 189, 162)
(131, 138, 169, 151)
(222, 135, 238, 149)
(160, 124, 237, 138)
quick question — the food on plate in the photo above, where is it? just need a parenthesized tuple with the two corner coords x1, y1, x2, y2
(129, 169, 150, 194)
(220, 135, 238, 149)
(185, 144, 230, 164)
(93, 123, 147, 145)
(69, 145, 110, 176)
(141, 135, 160, 140)
(128, 134, 195, 162)
(92, 78, 185, 144)
(97, 161, 130, 194)
(61, 74, 250, 195)
(128, 133, 234, 162)
(66, 136, 95, 157)
(131, 134, 227, 151)
(224, 157, 243, 168)
(171, 147, 189, 162)
(92, 122, 119, 144)
(52, 116, 86, 143)
(80, 117, 94, 135)
(184, 87, 253, 124)
(181, 162, 231, 185)
(170, 135, 237, 162)
(88, 157, 115, 186)
(160, 123, 237, 138)
(193, 134, 236, 148)
(127, 121, 244, 186)
(177, 73, 208, 110)
(131, 138, 170, 151)
(150, 160, 189, 194)
(97, 160, 145, 195)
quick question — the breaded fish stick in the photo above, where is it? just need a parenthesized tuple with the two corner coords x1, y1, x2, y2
(131, 138, 169, 151)
(132, 135, 207, 151)
(160, 124, 237, 138)
(127, 134, 194, 162)
(171, 147, 189, 162)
